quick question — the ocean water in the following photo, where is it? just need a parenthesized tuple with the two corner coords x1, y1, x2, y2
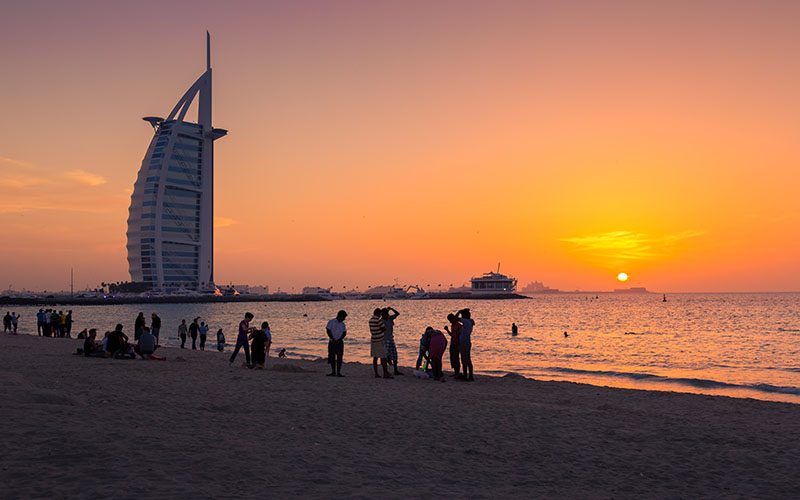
(6, 293, 800, 403)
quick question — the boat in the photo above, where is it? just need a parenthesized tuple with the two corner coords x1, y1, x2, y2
(470, 264, 517, 293)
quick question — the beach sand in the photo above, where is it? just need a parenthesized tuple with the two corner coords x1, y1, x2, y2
(1, 334, 798, 499)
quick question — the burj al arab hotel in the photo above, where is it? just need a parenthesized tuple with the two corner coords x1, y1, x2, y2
(126, 33, 227, 291)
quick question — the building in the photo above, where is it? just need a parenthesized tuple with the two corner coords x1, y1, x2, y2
(126, 33, 227, 290)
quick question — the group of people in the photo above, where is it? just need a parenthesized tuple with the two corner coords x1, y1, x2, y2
(79, 323, 162, 360)
(325, 306, 476, 382)
(33, 309, 74, 337)
(227, 312, 273, 369)
(3, 312, 21, 334)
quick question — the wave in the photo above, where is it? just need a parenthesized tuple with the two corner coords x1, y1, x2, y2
(539, 366, 800, 396)
(778, 328, 800, 332)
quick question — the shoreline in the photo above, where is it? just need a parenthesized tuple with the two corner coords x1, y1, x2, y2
(0, 292, 530, 306)
(2, 333, 800, 497)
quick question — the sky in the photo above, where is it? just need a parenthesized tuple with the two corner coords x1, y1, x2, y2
(1, 0, 799, 293)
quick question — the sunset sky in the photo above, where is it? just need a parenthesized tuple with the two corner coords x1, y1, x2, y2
(1, 0, 799, 292)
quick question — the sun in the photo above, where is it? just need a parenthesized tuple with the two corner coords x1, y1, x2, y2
(617, 272, 629, 282)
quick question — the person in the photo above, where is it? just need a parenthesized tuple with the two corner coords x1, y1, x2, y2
(50, 310, 60, 337)
(563, 331, 569, 338)
(189, 318, 199, 350)
(11, 312, 19, 334)
(134, 312, 146, 341)
(325, 310, 347, 377)
(83, 329, 106, 358)
(456, 308, 475, 381)
(250, 322, 268, 369)
(199, 321, 209, 351)
(382, 307, 403, 375)
(135, 327, 157, 359)
(278, 348, 287, 359)
(106, 324, 129, 358)
(230, 312, 254, 368)
(65, 310, 73, 337)
(36, 309, 45, 336)
(262, 322, 272, 364)
(369, 308, 392, 379)
(178, 319, 188, 348)
(444, 313, 461, 377)
(428, 327, 448, 381)
(511, 322, 518, 336)
(151, 313, 161, 345)
(216, 329, 225, 352)
(415, 327, 433, 371)
(77, 328, 88, 339)
(2, 312, 10, 333)
(58, 311, 66, 337)
(42, 310, 52, 337)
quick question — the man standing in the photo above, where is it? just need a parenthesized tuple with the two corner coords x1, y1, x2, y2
(178, 319, 188, 348)
(189, 318, 199, 350)
(369, 308, 392, 379)
(325, 310, 348, 377)
(36, 309, 45, 336)
(199, 321, 209, 351)
(151, 313, 161, 346)
(382, 307, 403, 376)
(65, 310, 73, 338)
(229, 312, 253, 368)
(456, 308, 475, 381)
(444, 313, 462, 377)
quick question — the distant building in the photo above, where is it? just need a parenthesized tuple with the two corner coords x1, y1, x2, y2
(302, 286, 332, 295)
(521, 281, 559, 293)
(613, 287, 649, 294)
(126, 33, 227, 291)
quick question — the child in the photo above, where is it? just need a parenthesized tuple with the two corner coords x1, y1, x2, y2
(216, 328, 225, 352)
(263, 322, 273, 366)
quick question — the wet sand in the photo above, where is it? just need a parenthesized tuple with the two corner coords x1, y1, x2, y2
(1, 333, 798, 498)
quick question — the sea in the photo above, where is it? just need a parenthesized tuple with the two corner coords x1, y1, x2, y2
(6, 293, 800, 404)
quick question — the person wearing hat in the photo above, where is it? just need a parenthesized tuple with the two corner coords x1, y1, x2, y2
(326, 310, 348, 377)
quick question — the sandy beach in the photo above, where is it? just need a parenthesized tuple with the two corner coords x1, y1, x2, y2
(1, 334, 799, 499)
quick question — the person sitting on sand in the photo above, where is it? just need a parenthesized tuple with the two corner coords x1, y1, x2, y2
(106, 324, 129, 359)
(83, 329, 106, 358)
(456, 308, 475, 382)
(77, 328, 88, 339)
(135, 327, 157, 359)
(216, 329, 225, 352)
(428, 327, 448, 382)
(326, 310, 347, 377)
(369, 308, 392, 379)
(230, 312, 254, 368)
(415, 327, 433, 371)
(250, 322, 268, 369)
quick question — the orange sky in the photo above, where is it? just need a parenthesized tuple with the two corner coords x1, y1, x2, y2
(1, 0, 798, 292)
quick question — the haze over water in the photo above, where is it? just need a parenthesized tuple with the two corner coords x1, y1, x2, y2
(11, 293, 800, 403)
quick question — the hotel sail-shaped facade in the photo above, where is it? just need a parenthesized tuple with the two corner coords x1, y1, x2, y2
(126, 33, 227, 291)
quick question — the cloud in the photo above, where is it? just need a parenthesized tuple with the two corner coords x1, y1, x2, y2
(214, 216, 238, 228)
(561, 230, 704, 262)
(0, 174, 48, 189)
(0, 156, 33, 168)
(64, 169, 107, 186)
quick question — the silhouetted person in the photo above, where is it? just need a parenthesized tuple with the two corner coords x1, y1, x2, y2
(456, 308, 475, 381)
(369, 308, 392, 379)
(326, 310, 347, 377)
(199, 321, 209, 350)
(134, 312, 146, 341)
(230, 312, 254, 368)
(151, 313, 162, 345)
(65, 310, 73, 337)
(444, 313, 461, 377)
(382, 307, 402, 375)
(250, 322, 267, 369)
(36, 309, 45, 336)
(564, 331, 569, 338)
(216, 328, 225, 352)
(178, 319, 188, 348)
(189, 317, 199, 349)
(511, 322, 518, 336)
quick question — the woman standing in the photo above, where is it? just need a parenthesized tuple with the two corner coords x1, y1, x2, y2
(250, 322, 268, 369)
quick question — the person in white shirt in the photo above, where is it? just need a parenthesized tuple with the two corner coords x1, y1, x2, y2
(325, 310, 348, 377)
